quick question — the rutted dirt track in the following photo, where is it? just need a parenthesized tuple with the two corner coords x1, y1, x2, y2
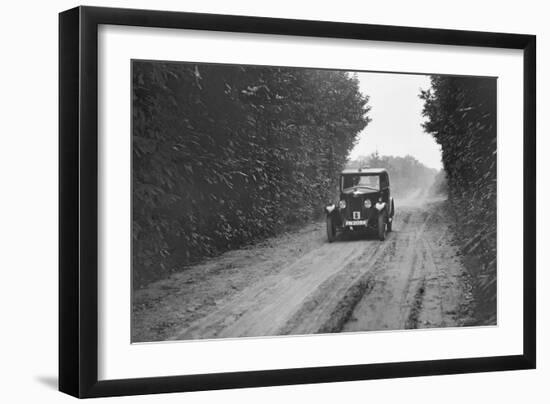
(132, 193, 474, 342)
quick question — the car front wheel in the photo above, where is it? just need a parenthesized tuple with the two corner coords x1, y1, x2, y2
(326, 216, 337, 243)
(378, 212, 387, 241)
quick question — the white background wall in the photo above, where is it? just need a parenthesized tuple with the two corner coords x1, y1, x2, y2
(0, 0, 546, 402)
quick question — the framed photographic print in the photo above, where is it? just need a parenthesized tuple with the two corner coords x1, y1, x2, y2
(59, 6, 536, 398)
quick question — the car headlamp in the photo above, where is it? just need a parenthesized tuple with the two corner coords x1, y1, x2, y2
(364, 199, 372, 208)
(339, 200, 347, 209)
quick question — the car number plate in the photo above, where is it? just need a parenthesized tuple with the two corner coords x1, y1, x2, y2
(346, 220, 366, 226)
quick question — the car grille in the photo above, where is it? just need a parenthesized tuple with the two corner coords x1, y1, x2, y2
(349, 198, 363, 212)
(347, 197, 364, 219)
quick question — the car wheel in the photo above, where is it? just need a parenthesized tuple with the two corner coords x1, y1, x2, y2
(326, 216, 337, 243)
(377, 212, 386, 241)
(387, 218, 392, 232)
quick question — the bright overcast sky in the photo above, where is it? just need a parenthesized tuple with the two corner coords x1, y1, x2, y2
(350, 72, 442, 170)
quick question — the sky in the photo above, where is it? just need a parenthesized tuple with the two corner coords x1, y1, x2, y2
(350, 72, 442, 170)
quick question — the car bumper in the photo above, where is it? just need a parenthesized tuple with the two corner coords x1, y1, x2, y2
(344, 220, 367, 226)
(339, 207, 381, 227)
(341, 219, 372, 232)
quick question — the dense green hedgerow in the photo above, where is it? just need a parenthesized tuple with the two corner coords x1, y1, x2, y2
(420, 76, 497, 324)
(132, 62, 370, 288)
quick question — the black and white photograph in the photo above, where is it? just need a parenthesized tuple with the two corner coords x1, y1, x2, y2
(131, 60, 497, 342)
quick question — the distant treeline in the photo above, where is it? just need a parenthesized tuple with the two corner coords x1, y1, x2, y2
(420, 76, 497, 324)
(347, 152, 438, 198)
(133, 62, 370, 287)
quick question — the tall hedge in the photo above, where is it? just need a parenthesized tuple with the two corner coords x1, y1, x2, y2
(132, 62, 370, 287)
(420, 76, 497, 323)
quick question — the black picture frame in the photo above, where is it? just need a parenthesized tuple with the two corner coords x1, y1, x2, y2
(59, 5, 536, 398)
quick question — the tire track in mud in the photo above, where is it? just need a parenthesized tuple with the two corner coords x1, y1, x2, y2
(171, 207, 440, 339)
(411, 238, 445, 328)
(278, 235, 398, 335)
(154, 197, 472, 341)
(340, 200, 472, 333)
(169, 240, 370, 340)
(341, 208, 436, 332)
(404, 276, 426, 329)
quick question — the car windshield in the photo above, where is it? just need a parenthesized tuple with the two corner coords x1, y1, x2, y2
(342, 174, 380, 191)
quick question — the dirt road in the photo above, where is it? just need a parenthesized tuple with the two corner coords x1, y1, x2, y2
(132, 192, 474, 342)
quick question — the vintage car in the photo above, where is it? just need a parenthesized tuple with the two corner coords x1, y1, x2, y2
(325, 168, 395, 242)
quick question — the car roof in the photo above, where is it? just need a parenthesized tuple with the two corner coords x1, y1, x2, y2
(341, 168, 387, 175)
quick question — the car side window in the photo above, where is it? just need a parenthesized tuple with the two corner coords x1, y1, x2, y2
(381, 174, 389, 189)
